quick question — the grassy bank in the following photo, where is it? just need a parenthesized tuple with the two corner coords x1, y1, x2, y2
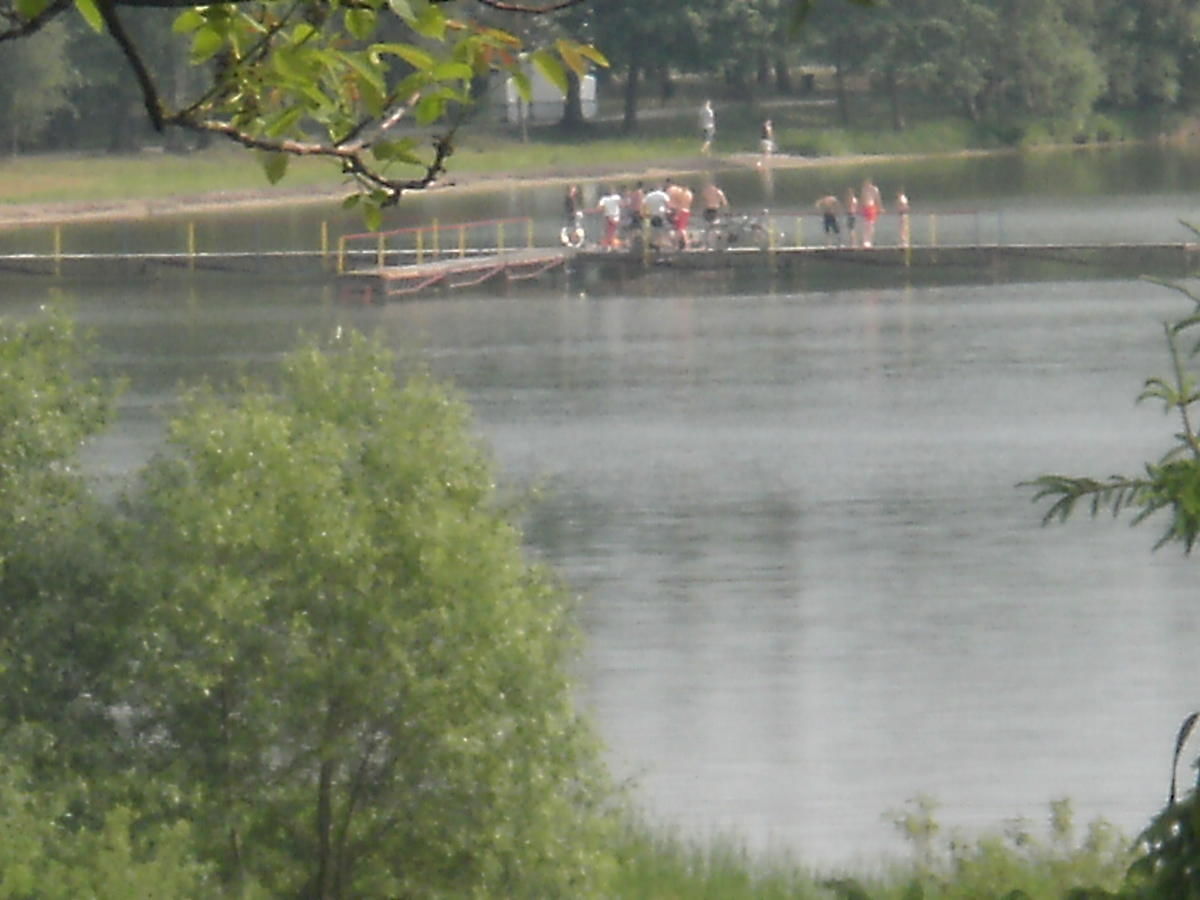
(0, 89, 1164, 215)
(611, 798, 1132, 899)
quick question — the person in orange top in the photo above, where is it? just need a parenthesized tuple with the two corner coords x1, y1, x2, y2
(666, 178, 694, 249)
(860, 177, 884, 248)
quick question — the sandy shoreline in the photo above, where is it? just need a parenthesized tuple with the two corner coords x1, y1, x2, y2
(0, 148, 999, 229)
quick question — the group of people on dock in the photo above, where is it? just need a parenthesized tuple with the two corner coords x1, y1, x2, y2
(566, 178, 721, 252)
(815, 179, 910, 249)
(564, 175, 911, 252)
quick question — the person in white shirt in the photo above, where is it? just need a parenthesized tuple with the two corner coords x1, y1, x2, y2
(642, 185, 671, 226)
(594, 186, 624, 249)
(700, 100, 715, 154)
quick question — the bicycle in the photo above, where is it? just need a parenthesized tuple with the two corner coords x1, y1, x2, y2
(702, 211, 775, 251)
(560, 213, 585, 249)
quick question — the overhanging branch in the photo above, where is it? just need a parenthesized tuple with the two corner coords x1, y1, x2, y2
(0, 0, 70, 42)
(173, 114, 458, 204)
(474, 0, 588, 10)
(97, 0, 165, 130)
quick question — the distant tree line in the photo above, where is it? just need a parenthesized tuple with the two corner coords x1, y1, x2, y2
(565, 0, 1200, 133)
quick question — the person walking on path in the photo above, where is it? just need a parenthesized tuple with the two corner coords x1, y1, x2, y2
(844, 188, 859, 248)
(815, 193, 842, 246)
(895, 188, 911, 248)
(760, 118, 775, 163)
(860, 177, 884, 248)
(700, 100, 715, 154)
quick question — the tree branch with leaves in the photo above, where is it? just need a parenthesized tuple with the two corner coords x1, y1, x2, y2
(1026, 274, 1200, 552)
(1, 0, 605, 224)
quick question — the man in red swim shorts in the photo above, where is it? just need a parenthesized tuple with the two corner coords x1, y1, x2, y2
(860, 177, 884, 247)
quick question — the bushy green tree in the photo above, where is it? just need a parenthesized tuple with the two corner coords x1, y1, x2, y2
(0, 310, 617, 896)
(112, 334, 617, 896)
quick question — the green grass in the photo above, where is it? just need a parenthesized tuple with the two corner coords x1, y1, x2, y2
(0, 147, 346, 206)
(0, 87, 1166, 210)
(607, 799, 1132, 900)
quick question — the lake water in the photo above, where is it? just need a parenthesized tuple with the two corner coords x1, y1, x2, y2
(5, 142, 1200, 869)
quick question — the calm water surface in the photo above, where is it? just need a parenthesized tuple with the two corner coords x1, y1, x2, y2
(5, 143, 1200, 867)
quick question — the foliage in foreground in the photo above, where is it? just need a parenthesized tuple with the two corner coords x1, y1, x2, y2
(0, 310, 617, 896)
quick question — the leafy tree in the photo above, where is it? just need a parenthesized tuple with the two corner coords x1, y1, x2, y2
(0, 309, 129, 754)
(0, 311, 618, 895)
(1091, 0, 1200, 111)
(1027, 278, 1200, 552)
(0, 744, 214, 898)
(110, 334, 617, 896)
(0, 16, 73, 152)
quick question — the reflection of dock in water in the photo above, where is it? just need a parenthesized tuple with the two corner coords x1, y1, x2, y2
(342, 248, 568, 299)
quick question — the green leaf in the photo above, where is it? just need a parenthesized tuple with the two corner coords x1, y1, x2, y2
(259, 151, 289, 185)
(511, 69, 532, 103)
(344, 7, 377, 41)
(172, 8, 205, 34)
(430, 61, 473, 82)
(73, 0, 105, 33)
(190, 27, 225, 65)
(263, 106, 305, 139)
(369, 42, 434, 71)
(414, 94, 445, 125)
(363, 201, 383, 232)
(371, 139, 423, 166)
(387, 0, 415, 23)
(15, 0, 52, 20)
(411, 3, 445, 40)
(571, 42, 609, 68)
(530, 48, 567, 94)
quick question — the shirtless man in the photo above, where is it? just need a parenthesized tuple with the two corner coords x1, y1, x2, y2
(625, 181, 645, 231)
(844, 188, 859, 248)
(814, 193, 842, 246)
(700, 181, 729, 225)
(666, 178, 694, 248)
(860, 177, 884, 248)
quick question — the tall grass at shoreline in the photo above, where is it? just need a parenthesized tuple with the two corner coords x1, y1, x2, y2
(611, 798, 1131, 899)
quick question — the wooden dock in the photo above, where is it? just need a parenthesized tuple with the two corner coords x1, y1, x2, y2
(4, 238, 1200, 294)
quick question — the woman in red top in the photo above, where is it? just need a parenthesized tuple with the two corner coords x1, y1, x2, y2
(860, 178, 883, 247)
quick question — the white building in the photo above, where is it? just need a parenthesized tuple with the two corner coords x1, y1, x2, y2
(497, 68, 597, 124)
